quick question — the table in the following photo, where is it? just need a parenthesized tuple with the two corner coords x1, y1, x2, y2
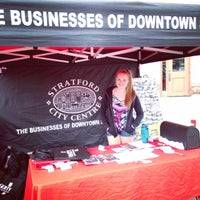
(24, 143, 200, 200)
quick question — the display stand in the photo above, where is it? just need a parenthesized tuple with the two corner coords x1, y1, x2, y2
(133, 77, 163, 140)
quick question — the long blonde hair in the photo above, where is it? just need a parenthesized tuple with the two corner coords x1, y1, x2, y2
(115, 69, 136, 109)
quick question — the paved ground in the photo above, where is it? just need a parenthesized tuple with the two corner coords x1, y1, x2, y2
(159, 94, 200, 131)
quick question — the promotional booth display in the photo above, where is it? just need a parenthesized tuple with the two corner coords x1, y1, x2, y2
(0, 1, 200, 200)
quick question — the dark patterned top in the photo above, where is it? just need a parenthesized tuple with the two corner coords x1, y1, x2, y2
(112, 95, 128, 131)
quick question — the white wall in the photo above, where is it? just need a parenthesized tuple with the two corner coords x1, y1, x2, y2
(139, 57, 200, 131)
(190, 55, 200, 84)
(140, 56, 200, 86)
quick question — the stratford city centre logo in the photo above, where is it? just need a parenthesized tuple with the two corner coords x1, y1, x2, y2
(46, 79, 102, 121)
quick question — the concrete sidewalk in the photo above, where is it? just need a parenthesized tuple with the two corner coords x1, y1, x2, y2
(159, 94, 200, 131)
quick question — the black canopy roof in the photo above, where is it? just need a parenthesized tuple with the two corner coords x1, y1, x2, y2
(0, 0, 200, 64)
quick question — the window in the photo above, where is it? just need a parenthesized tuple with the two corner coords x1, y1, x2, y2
(173, 58, 185, 71)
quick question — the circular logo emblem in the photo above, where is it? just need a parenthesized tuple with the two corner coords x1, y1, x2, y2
(53, 86, 96, 114)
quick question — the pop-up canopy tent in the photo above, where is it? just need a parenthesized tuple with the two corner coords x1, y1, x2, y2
(0, 0, 200, 152)
(0, 0, 200, 65)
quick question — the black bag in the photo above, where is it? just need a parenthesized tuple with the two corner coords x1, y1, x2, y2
(30, 145, 91, 161)
(0, 145, 29, 200)
(52, 146, 91, 161)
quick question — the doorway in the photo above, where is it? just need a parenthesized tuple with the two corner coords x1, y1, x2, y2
(161, 57, 191, 96)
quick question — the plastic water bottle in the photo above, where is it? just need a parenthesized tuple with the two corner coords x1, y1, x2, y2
(141, 123, 149, 143)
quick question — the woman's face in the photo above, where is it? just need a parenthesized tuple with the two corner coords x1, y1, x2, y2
(115, 73, 129, 89)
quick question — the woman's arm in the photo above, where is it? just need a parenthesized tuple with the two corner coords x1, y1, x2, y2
(132, 96, 144, 127)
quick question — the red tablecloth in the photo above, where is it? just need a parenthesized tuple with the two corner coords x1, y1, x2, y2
(24, 144, 200, 200)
